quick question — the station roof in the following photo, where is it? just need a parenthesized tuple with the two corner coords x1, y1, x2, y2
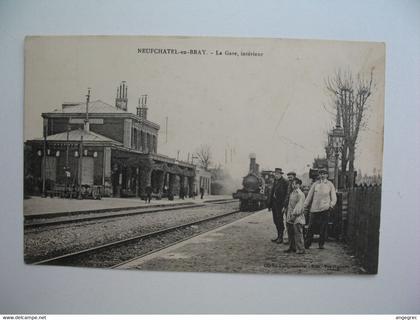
(51, 100, 126, 114)
(43, 99, 160, 130)
(30, 128, 122, 145)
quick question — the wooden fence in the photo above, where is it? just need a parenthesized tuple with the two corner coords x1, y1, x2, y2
(342, 185, 381, 274)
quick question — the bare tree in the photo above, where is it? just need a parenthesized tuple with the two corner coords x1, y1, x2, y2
(195, 144, 212, 170)
(326, 69, 374, 188)
(210, 162, 223, 180)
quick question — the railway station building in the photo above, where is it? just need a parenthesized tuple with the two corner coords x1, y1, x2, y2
(25, 81, 198, 199)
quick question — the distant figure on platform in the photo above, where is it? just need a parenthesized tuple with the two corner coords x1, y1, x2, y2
(200, 187, 204, 199)
(304, 168, 337, 249)
(179, 186, 185, 200)
(145, 185, 152, 204)
(24, 173, 34, 196)
(284, 178, 306, 254)
(267, 168, 289, 244)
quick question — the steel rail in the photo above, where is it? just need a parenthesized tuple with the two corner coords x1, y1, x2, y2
(206, 199, 238, 204)
(25, 203, 205, 229)
(31, 209, 242, 266)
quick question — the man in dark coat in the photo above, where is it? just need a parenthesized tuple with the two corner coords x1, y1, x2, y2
(267, 168, 289, 243)
(179, 185, 185, 200)
(145, 185, 152, 203)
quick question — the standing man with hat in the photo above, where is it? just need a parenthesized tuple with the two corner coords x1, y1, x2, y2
(285, 172, 297, 202)
(267, 168, 289, 244)
(304, 168, 337, 249)
(284, 171, 297, 244)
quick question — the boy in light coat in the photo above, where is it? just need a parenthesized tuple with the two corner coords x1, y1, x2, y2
(284, 178, 306, 254)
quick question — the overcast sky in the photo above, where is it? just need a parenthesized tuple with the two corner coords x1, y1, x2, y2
(24, 36, 385, 179)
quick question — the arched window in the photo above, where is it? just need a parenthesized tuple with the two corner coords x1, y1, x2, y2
(153, 135, 157, 153)
(140, 131, 144, 151)
(132, 128, 137, 149)
(147, 133, 151, 153)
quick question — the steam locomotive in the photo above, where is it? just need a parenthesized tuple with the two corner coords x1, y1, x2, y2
(233, 154, 274, 211)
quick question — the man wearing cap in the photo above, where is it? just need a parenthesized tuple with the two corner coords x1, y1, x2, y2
(284, 171, 297, 244)
(304, 168, 337, 249)
(285, 172, 297, 199)
(267, 168, 289, 244)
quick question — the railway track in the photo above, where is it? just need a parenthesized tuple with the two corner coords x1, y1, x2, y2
(25, 199, 238, 230)
(205, 199, 238, 205)
(30, 207, 250, 268)
(24, 203, 205, 230)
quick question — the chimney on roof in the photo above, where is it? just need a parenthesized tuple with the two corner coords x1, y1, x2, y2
(137, 94, 148, 120)
(84, 87, 91, 133)
(115, 81, 128, 111)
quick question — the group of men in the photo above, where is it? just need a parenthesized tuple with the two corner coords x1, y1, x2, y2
(267, 167, 337, 254)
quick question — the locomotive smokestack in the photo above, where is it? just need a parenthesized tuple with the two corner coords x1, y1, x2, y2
(249, 153, 257, 173)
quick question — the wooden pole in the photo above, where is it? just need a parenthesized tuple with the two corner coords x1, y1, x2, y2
(41, 119, 48, 197)
(42, 135, 46, 197)
(165, 116, 168, 144)
(78, 135, 84, 199)
(334, 152, 339, 189)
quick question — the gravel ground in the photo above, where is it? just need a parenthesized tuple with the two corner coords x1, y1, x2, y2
(45, 211, 252, 268)
(130, 211, 362, 275)
(24, 201, 239, 262)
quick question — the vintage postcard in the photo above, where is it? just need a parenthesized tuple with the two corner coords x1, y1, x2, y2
(24, 36, 385, 274)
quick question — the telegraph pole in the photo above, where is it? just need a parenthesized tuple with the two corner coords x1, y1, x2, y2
(85, 88, 91, 132)
(41, 119, 48, 197)
(78, 88, 90, 199)
(65, 123, 70, 195)
(78, 135, 84, 199)
(165, 116, 168, 144)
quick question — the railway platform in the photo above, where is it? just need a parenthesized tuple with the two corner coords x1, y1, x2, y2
(119, 210, 362, 274)
(24, 195, 231, 217)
